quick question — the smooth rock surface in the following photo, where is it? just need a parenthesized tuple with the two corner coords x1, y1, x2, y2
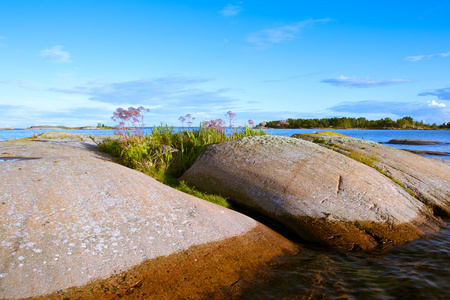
(293, 134, 450, 217)
(0, 136, 298, 299)
(181, 135, 441, 251)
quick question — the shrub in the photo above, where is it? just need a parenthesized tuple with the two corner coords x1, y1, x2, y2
(99, 109, 266, 207)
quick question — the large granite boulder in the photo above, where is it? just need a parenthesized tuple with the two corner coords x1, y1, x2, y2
(292, 133, 450, 217)
(181, 135, 442, 251)
(0, 136, 298, 299)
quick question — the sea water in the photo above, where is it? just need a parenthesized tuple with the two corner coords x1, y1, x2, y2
(236, 223, 450, 299)
(1, 128, 448, 160)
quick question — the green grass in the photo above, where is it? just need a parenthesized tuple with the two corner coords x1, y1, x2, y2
(346, 150, 378, 168)
(98, 125, 266, 207)
(175, 181, 231, 208)
(312, 138, 327, 144)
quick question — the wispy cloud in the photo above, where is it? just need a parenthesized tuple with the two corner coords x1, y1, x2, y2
(405, 51, 450, 62)
(321, 75, 411, 88)
(0, 79, 44, 91)
(330, 100, 417, 113)
(0, 98, 116, 128)
(329, 100, 449, 124)
(246, 18, 330, 48)
(39, 45, 72, 63)
(220, 3, 243, 17)
(50, 76, 238, 110)
(418, 87, 450, 100)
(262, 69, 343, 83)
(0, 75, 244, 127)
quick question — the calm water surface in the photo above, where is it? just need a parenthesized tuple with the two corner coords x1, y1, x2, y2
(1, 128, 449, 298)
(237, 222, 450, 299)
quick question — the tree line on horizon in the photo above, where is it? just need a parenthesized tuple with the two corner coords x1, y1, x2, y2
(262, 116, 450, 129)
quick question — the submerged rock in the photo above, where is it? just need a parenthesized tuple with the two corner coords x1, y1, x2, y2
(0, 137, 298, 299)
(384, 138, 444, 145)
(293, 133, 450, 217)
(403, 149, 450, 157)
(181, 135, 442, 251)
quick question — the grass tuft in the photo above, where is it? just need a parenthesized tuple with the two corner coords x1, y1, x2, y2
(346, 150, 378, 168)
(99, 123, 266, 207)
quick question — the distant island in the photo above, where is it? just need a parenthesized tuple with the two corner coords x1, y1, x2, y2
(25, 124, 115, 130)
(262, 116, 450, 130)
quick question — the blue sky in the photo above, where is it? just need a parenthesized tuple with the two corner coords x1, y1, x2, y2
(1, 0, 449, 128)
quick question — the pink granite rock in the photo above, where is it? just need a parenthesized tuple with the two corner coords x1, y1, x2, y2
(181, 135, 442, 251)
(0, 137, 298, 299)
(292, 134, 450, 217)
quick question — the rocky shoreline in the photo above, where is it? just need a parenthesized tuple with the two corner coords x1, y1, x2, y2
(1, 132, 449, 299)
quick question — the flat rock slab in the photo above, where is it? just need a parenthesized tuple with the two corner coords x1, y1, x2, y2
(384, 138, 444, 145)
(293, 134, 450, 217)
(0, 137, 298, 299)
(181, 136, 441, 251)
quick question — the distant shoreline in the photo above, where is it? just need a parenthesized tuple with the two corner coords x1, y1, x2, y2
(0, 126, 449, 131)
(0, 125, 115, 130)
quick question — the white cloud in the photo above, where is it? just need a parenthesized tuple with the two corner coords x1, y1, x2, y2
(220, 3, 243, 17)
(427, 100, 446, 107)
(321, 75, 411, 88)
(405, 51, 450, 62)
(39, 45, 72, 63)
(246, 18, 330, 48)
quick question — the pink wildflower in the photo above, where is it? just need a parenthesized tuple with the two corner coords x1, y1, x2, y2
(111, 106, 149, 144)
(225, 111, 236, 127)
(185, 114, 195, 128)
(179, 116, 186, 128)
